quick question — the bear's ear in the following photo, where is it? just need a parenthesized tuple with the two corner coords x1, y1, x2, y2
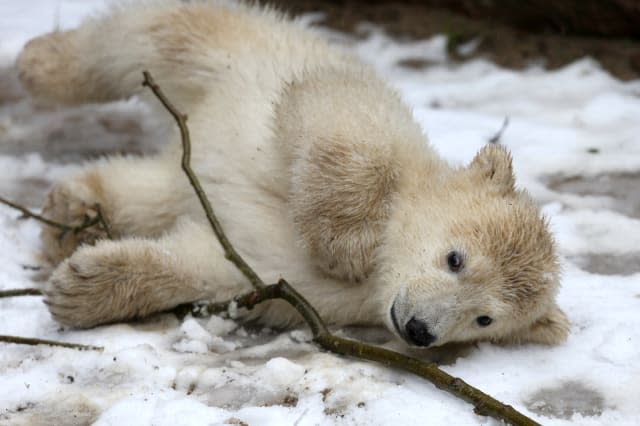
(509, 303, 569, 345)
(468, 145, 515, 196)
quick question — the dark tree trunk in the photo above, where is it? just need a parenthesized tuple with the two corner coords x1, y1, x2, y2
(418, 0, 640, 39)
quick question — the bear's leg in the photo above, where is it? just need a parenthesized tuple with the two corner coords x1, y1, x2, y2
(41, 155, 187, 266)
(44, 217, 248, 328)
(16, 3, 235, 107)
(16, 20, 171, 105)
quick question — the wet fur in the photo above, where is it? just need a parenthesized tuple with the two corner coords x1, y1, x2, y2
(16, 0, 568, 347)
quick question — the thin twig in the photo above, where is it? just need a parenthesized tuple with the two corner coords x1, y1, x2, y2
(0, 290, 103, 351)
(145, 71, 539, 426)
(0, 288, 42, 298)
(0, 199, 109, 352)
(142, 71, 264, 290)
(0, 195, 70, 231)
(488, 116, 510, 144)
(94, 204, 113, 240)
(0, 195, 112, 239)
(0, 335, 103, 351)
(21, 264, 42, 271)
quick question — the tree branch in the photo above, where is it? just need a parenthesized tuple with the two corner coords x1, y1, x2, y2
(145, 71, 539, 426)
(0, 196, 112, 240)
(0, 288, 42, 298)
(142, 72, 264, 290)
(488, 116, 510, 144)
(0, 335, 103, 351)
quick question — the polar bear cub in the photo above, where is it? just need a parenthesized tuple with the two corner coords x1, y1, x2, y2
(16, 0, 568, 347)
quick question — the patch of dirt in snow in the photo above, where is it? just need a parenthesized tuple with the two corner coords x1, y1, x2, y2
(547, 172, 640, 275)
(525, 380, 608, 420)
(547, 172, 640, 219)
(567, 253, 640, 276)
(0, 66, 164, 165)
(1, 394, 98, 426)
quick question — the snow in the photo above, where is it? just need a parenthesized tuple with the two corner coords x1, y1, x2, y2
(206, 315, 238, 337)
(0, 0, 109, 62)
(1, 1, 640, 425)
(174, 316, 238, 354)
(256, 358, 306, 389)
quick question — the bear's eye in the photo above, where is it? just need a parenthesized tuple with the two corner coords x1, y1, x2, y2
(446, 251, 463, 272)
(476, 316, 493, 327)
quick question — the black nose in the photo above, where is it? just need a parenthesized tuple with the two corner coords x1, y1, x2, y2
(405, 317, 436, 347)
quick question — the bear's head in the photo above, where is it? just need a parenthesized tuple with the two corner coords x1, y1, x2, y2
(377, 144, 568, 348)
(281, 74, 567, 347)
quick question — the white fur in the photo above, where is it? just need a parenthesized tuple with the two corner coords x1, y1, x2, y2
(17, 0, 568, 347)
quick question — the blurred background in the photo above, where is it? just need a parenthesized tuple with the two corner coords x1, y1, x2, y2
(271, 0, 640, 80)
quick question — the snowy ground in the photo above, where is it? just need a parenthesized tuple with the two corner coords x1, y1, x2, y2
(2, 1, 640, 425)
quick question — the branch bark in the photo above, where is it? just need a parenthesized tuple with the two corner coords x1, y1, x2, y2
(0, 288, 42, 297)
(0, 195, 112, 240)
(0, 335, 103, 351)
(142, 72, 264, 290)
(144, 71, 540, 426)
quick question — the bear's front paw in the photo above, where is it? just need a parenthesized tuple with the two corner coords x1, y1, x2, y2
(40, 176, 110, 267)
(43, 244, 128, 328)
(43, 241, 179, 328)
